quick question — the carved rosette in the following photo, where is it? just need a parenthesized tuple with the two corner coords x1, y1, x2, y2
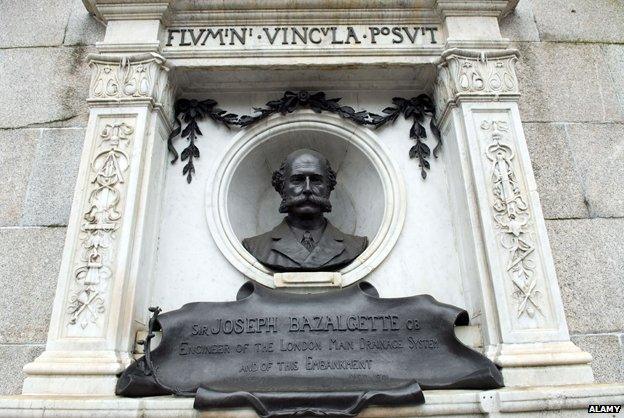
(66, 121, 134, 330)
(88, 53, 174, 122)
(480, 120, 542, 320)
(434, 49, 520, 121)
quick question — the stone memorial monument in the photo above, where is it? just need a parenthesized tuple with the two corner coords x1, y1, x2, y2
(1, 0, 623, 416)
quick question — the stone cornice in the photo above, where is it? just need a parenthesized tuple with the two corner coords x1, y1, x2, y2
(434, 48, 520, 122)
(83, 0, 173, 23)
(434, 0, 517, 19)
(83, 0, 518, 25)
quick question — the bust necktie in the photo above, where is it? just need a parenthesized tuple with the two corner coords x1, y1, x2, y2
(301, 230, 315, 252)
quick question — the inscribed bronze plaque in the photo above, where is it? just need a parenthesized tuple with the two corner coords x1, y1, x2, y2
(117, 282, 503, 416)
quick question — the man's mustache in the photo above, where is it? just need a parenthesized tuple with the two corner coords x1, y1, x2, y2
(279, 194, 332, 213)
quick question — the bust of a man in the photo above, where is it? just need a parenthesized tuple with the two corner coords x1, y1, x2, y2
(242, 149, 368, 272)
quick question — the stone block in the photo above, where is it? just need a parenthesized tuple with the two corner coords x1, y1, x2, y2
(523, 123, 588, 219)
(565, 123, 624, 218)
(0, 46, 91, 129)
(514, 42, 623, 123)
(530, 0, 624, 43)
(0, 130, 38, 226)
(546, 219, 624, 335)
(499, 0, 540, 42)
(0, 0, 71, 48)
(571, 334, 623, 384)
(64, 0, 105, 46)
(603, 45, 624, 118)
(0, 345, 44, 395)
(0, 227, 66, 344)
(21, 128, 84, 226)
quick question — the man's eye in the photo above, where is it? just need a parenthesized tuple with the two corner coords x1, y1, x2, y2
(290, 176, 304, 182)
(310, 175, 323, 183)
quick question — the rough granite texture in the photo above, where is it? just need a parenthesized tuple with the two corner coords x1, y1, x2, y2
(21, 128, 85, 226)
(571, 334, 624, 384)
(603, 45, 624, 118)
(546, 219, 624, 335)
(563, 123, 624, 218)
(0, 227, 66, 344)
(0, 46, 92, 129)
(522, 123, 588, 220)
(529, 0, 624, 43)
(0, 0, 99, 395)
(0, 345, 45, 396)
(64, 0, 106, 46)
(0, 130, 39, 226)
(514, 42, 623, 123)
(0, 0, 71, 48)
(0, 0, 622, 396)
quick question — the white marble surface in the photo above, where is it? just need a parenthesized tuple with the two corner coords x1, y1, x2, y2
(152, 91, 464, 311)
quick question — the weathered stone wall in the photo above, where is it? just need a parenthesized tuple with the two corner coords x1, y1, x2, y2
(0, 0, 104, 394)
(501, 0, 624, 383)
(0, 0, 621, 394)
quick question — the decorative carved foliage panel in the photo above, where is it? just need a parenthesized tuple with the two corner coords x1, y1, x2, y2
(88, 54, 174, 123)
(65, 116, 136, 338)
(434, 50, 519, 120)
(474, 112, 555, 331)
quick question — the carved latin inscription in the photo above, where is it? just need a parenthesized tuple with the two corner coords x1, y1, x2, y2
(480, 120, 542, 319)
(67, 121, 134, 329)
(165, 26, 440, 48)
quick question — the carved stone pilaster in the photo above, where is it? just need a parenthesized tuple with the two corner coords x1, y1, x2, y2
(23, 53, 174, 395)
(433, 47, 593, 385)
(434, 49, 520, 122)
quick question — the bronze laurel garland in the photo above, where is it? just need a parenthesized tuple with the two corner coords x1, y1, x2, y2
(167, 91, 440, 183)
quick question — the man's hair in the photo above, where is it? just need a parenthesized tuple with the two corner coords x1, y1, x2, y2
(272, 152, 337, 194)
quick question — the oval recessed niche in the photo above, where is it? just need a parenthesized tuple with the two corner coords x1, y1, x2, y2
(206, 111, 406, 287)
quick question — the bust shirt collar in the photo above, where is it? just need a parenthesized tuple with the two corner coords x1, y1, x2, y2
(284, 218, 326, 244)
(270, 218, 345, 243)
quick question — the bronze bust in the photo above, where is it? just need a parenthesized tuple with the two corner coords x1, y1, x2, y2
(242, 149, 368, 272)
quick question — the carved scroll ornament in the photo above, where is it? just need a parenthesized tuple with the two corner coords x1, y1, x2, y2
(480, 120, 542, 319)
(435, 49, 520, 120)
(88, 53, 173, 120)
(67, 122, 134, 329)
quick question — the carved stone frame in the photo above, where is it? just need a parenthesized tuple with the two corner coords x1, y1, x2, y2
(206, 111, 407, 288)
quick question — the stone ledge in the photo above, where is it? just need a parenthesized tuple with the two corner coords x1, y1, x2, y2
(274, 272, 342, 288)
(0, 384, 622, 417)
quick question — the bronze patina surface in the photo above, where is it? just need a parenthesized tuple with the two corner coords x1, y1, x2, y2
(116, 282, 503, 416)
(243, 149, 368, 272)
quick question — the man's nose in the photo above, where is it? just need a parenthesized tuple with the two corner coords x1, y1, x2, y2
(302, 177, 312, 194)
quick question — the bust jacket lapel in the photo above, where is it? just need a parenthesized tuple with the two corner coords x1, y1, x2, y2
(269, 221, 311, 267)
(302, 222, 346, 268)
